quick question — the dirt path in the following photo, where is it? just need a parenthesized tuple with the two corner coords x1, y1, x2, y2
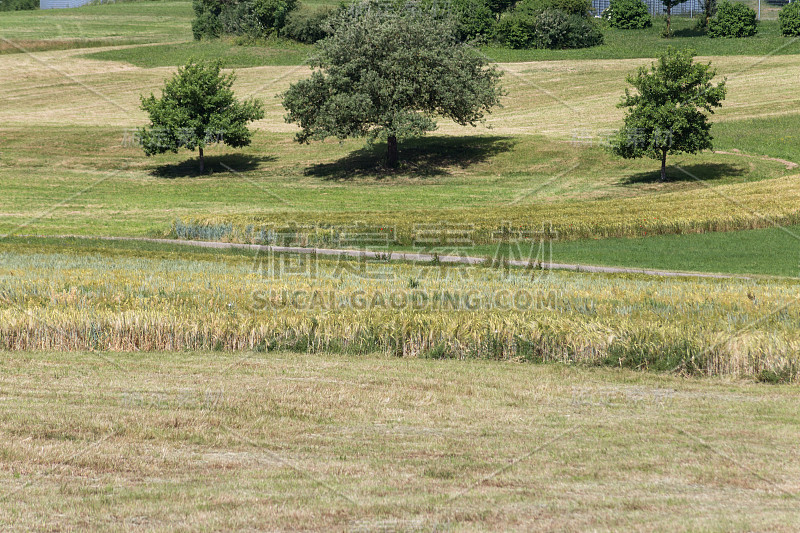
(21, 234, 751, 280)
(714, 149, 799, 170)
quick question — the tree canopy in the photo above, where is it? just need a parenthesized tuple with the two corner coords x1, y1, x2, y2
(610, 48, 727, 181)
(281, 0, 503, 168)
(139, 61, 264, 173)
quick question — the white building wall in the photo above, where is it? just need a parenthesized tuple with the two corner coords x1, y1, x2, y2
(40, 0, 93, 9)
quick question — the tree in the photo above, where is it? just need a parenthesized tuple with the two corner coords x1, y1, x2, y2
(281, 0, 503, 168)
(610, 48, 727, 182)
(603, 0, 652, 29)
(707, 0, 758, 38)
(191, 0, 297, 40)
(699, 0, 717, 29)
(139, 61, 264, 173)
(662, 0, 690, 37)
(780, 0, 800, 36)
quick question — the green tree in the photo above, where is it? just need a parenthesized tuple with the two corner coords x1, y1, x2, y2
(192, 0, 297, 39)
(780, 0, 800, 37)
(486, 0, 516, 16)
(603, 0, 652, 29)
(699, 0, 717, 29)
(610, 48, 727, 182)
(707, 0, 758, 38)
(662, 0, 690, 37)
(139, 61, 264, 173)
(281, 0, 503, 168)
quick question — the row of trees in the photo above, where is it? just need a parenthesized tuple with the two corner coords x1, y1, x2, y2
(193, 0, 607, 50)
(606, 0, 768, 38)
(663, 0, 800, 38)
(141, 0, 727, 180)
(192, 0, 800, 47)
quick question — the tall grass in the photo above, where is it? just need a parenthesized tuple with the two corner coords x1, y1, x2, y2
(174, 175, 800, 245)
(2, 247, 799, 380)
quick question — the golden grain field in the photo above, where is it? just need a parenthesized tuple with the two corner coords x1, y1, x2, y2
(176, 174, 800, 244)
(2, 246, 798, 380)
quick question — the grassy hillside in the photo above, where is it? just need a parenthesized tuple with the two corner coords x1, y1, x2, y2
(2, 6, 799, 276)
(1, 0, 796, 63)
(0, 126, 795, 238)
(85, 37, 313, 67)
(2, 44, 799, 275)
(0, 0, 193, 52)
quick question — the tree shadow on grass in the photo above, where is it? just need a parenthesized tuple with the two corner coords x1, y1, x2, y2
(152, 153, 276, 178)
(672, 27, 707, 38)
(621, 162, 744, 184)
(305, 136, 516, 180)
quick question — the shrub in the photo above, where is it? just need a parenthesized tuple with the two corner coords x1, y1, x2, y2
(497, 7, 603, 49)
(282, 5, 335, 43)
(696, 0, 717, 29)
(219, 1, 264, 37)
(779, 1, 800, 37)
(0, 0, 37, 10)
(192, 0, 297, 40)
(452, 0, 496, 41)
(485, 0, 516, 16)
(192, 0, 224, 39)
(515, 0, 593, 17)
(707, 0, 757, 38)
(603, 0, 652, 29)
(247, 0, 297, 34)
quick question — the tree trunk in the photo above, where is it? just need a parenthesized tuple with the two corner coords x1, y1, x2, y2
(661, 150, 668, 182)
(666, 6, 672, 37)
(198, 146, 204, 174)
(387, 135, 399, 168)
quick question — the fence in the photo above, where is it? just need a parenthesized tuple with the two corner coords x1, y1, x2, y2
(592, 0, 705, 16)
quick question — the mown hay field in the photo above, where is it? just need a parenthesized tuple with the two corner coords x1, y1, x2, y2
(3, 349, 800, 531)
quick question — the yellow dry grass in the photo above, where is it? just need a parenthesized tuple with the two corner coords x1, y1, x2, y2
(1, 350, 799, 531)
(2, 244, 799, 379)
(1, 49, 798, 139)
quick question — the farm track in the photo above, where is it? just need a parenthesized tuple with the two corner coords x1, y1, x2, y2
(17, 234, 749, 280)
(714, 149, 799, 170)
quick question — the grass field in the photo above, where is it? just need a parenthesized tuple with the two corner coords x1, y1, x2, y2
(1, 350, 799, 531)
(2, 39, 799, 274)
(394, 222, 800, 278)
(85, 36, 315, 67)
(541, 224, 800, 277)
(3, 1, 800, 528)
(0, 1, 193, 52)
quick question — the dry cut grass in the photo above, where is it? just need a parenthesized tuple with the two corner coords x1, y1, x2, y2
(0, 350, 799, 531)
(1, 50, 798, 135)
